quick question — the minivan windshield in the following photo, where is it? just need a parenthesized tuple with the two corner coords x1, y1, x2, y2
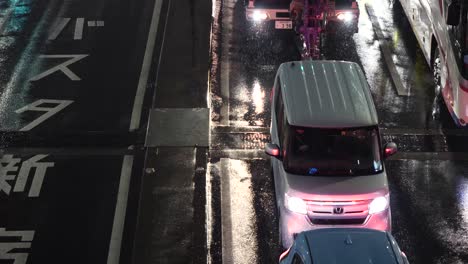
(284, 126, 383, 176)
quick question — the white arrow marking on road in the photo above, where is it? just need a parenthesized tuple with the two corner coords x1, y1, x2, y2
(30, 54, 89, 81)
(15, 99, 73, 131)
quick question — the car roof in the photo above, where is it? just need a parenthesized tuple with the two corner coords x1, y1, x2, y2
(277, 60, 379, 128)
(297, 228, 401, 263)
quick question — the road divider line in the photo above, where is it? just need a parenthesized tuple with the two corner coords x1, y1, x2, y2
(220, 159, 234, 263)
(220, 158, 258, 263)
(365, 4, 410, 96)
(107, 155, 134, 264)
(129, 0, 163, 131)
(206, 163, 213, 264)
(220, 0, 234, 126)
(74, 18, 84, 40)
(211, 125, 468, 137)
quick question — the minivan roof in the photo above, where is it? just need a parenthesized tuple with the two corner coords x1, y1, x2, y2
(277, 60, 378, 127)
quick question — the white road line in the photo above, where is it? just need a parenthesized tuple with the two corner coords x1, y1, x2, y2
(381, 128, 468, 136)
(206, 163, 213, 264)
(129, 0, 163, 131)
(74, 17, 84, 40)
(107, 155, 134, 264)
(365, 4, 410, 96)
(220, 159, 234, 264)
(220, 1, 233, 126)
(220, 158, 258, 264)
(390, 152, 468, 161)
(212, 125, 468, 137)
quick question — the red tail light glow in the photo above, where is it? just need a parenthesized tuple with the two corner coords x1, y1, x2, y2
(271, 148, 280, 156)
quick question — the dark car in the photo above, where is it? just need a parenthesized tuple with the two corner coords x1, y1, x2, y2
(279, 228, 410, 264)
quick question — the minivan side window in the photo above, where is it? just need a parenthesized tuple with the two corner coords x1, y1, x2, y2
(275, 77, 285, 146)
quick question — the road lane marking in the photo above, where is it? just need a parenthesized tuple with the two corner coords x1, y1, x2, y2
(210, 149, 468, 161)
(220, 158, 258, 263)
(365, 4, 410, 96)
(213, 125, 468, 137)
(381, 128, 466, 136)
(129, 0, 163, 131)
(74, 18, 85, 40)
(107, 155, 134, 264)
(206, 163, 213, 264)
(29, 54, 89, 81)
(15, 99, 73, 131)
(389, 152, 468, 161)
(220, 159, 233, 264)
(220, 0, 234, 126)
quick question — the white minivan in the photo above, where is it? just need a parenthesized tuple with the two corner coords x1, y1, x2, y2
(265, 60, 398, 248)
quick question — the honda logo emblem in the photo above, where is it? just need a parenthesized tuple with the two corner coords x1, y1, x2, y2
(333, 207, 344, 214)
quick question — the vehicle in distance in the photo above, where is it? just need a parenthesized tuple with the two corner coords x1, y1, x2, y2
(266, 60, 398, 248)
(245, 0, 359, 30)
(279, 228, 410, 264)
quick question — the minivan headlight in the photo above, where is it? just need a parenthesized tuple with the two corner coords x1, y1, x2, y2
(285, 194, 307, 214)
(369, 196, 389, 214)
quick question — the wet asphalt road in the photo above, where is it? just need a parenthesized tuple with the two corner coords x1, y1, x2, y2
(0, 0, 160, 263)
(0, 0, 155, 135)
(208, 0, 468, 263)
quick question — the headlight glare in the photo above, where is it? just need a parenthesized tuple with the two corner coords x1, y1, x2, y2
(253, 10, 268, 21)
(369, 196, 389, 214)
(285, 194, 307, 214)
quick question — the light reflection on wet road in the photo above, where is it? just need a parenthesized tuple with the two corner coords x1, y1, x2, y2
(208, 0, 468, 263)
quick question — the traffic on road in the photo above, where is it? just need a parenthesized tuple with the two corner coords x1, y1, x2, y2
(2, 0, 468, 263)
(208, 0, 468, 263)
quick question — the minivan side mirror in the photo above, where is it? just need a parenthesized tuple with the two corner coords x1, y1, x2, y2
(384, 142, 398, 158)
(446, 2, 460, 26)
(265, 143, 281, 158)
